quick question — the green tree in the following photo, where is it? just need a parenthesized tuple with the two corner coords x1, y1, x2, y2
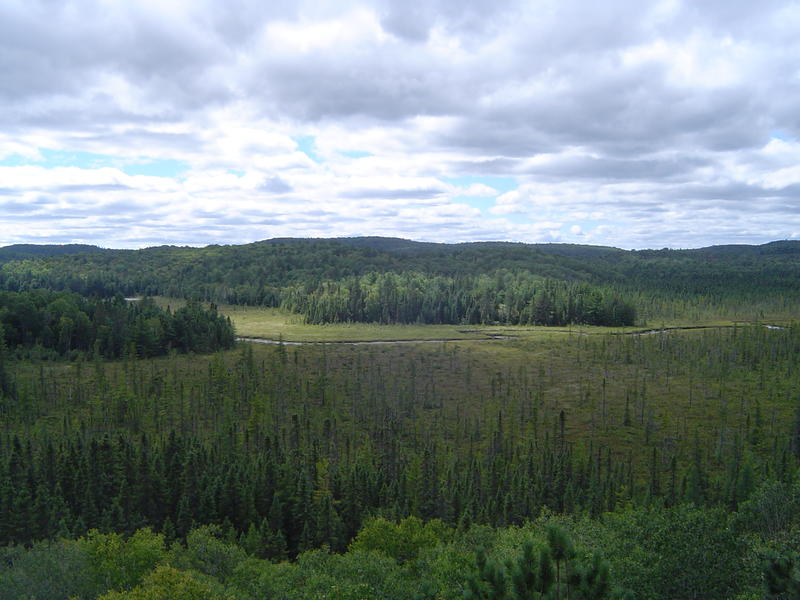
(349, 516, 451, 564)
(763, 553, 800, 600)
(99, 565, 232, 600)
(464, 547, 508, 600)
(79, 528, 166, 593)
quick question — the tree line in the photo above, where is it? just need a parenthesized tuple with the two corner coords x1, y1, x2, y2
(2, 238, 799, 324)
(282, 271, 636, 326)
(0, 290, 234, 360)
(2, 499, 798, 599)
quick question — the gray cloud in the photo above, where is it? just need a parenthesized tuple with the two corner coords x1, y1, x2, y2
(523, 155, 713, 181)
(1, 0, 799, 249)
(258, 176, 293, 194)
(51, 183, 131, 193)
(341, 188, 445, 200)
(0, 200, 41, 213)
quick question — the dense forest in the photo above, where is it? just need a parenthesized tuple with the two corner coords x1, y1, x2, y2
(2, 237, 800, 325)
(0, 291, 234, 360)
(0, 238, 799, 598)
(282, 272, 636, 326)
(2, 326, 800, 597)
(2, 328, 800, 545)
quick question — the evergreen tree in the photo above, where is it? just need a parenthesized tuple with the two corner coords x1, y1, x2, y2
(764, 553, 800, 599)
(464, 548, 508, 600)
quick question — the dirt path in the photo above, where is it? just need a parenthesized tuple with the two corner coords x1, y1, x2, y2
(619, 323, 787, 336)
(236, 335, 510, 346)
(236, 323, 787, 346)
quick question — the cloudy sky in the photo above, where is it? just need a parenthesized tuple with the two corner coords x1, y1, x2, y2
(1, 0, 799, 249)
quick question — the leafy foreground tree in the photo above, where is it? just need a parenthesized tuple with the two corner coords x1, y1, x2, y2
(464, 525, 627, 600)
(764, 552, 800, 600)
(0, 509, 792, 600)
(100, 566, 233, 600)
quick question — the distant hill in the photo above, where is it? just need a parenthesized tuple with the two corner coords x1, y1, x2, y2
(1, 237, 799, 308)
(259, 236, 626, 258)
(261, 236, 445, 253)
(0, 243, 105, 264)
(635, 239, 800, 259)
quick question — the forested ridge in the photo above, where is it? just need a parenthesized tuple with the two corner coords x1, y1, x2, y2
(2, 237, 800, 326)
(1, 238, 799, 598)
(0, 244, 107, 265)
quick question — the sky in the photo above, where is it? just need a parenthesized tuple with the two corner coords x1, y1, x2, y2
(1, 0, 799, 250)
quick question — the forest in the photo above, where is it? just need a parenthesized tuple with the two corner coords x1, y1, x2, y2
(281, 272, 637, 326)
(2, 237, 799, 324)
(0, 238, 799, 599)
(0, 291, 234, 360)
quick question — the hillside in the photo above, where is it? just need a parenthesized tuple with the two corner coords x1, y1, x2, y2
(0, 243, 105, 264)
(1, 238, 799, 599)
(1, 237, 799, 325)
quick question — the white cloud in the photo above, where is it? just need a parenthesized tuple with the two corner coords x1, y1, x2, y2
(0, 0, 799, 249)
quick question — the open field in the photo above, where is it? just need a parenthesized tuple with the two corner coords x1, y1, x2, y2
(155, 297, 606, 342)
(152, 297, 794, 343)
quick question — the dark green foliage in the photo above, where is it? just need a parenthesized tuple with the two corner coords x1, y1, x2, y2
(0, 323, 13, 399)
(0, 243, 104, 265)
(283, 272, 637, 326)
(509, 541, 554, 599)
(0, 508, 790, 600)
(170, 525, 247, 582)
(465, 527, 617, 600)
(735, 480, 800, 539)
(572, 553, 611, 600)
(0, 234, 799, 600)
(0, 291, 234, 359)
(547, 524, 575, 599)
(0, 323, 798, 555)
(0, 239, 626, 302)
(464, 547, 508, 600)
(763, 552, 800, 599)
(600, 505, 747, 600)
(791, 402, 800, 461)
(4, 237, 800, 325)
(0, 539, 97, 600)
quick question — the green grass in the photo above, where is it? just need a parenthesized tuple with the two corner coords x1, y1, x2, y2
(220, 307, 679, 343)
(152, 298, 593, 342)
(151, 297, 794, 344)
(221, 305, 486, 342)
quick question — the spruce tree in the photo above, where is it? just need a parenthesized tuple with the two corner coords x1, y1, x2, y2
(464, 547, 508, 600)
(547, 524, 574, 600)
(764, 552, 800, 599)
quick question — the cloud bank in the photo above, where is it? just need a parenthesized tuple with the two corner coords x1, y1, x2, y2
(1, 0, 799, 249)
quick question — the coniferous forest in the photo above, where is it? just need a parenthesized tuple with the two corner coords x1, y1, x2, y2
(0, 237, 799, 599)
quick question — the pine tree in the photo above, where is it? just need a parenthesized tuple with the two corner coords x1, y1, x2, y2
(790, 403, 800, 461)
(648, 447, 660, 500)
(0, 322, 14, 400)
(573, 553, 611, 600)
(509, 540, 555, 600)
(464, 547, 508, 600)
(547, 525, 575, 600)
(764, 552, 800, 599)
(239, 521, 264, 557)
